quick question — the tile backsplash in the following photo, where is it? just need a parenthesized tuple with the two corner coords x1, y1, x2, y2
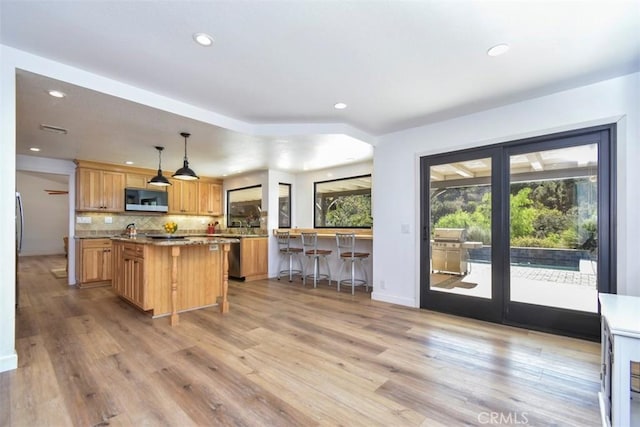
(75, 212, 224, 235)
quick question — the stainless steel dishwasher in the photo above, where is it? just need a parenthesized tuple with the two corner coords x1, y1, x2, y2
(228, 240, 242, 279)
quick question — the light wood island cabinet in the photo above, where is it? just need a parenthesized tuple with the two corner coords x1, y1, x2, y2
(112, 241, 149, 310)
(76, 238, 112, 287)
(111, 237, 234, 322)
(76, 167, 125, 212)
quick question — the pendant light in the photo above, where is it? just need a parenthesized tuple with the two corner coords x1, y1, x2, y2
(148, 146, 171, 187)
(172, 132, 199, 180)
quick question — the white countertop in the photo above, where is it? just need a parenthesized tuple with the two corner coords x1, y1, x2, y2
(599, 293, 640, 338)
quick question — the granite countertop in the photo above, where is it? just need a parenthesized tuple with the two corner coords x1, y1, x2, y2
(111, 235, 240, 246)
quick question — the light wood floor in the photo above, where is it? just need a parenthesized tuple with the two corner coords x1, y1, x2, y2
(1, 255, 601, 426)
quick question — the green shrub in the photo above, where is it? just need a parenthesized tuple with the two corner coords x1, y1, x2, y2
(510, 236, 562, 248)
(467, 225, 491, 245)
(435, 210, 474, 229)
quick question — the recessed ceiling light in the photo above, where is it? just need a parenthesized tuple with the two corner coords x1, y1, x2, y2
(125, 161, 134, 165)
(487, 44, 510, 57)
(29, 147, 41, 152)
(193, 32, 214, 47)
(334, 102, 347, 110)
(47, 90, 66, 98)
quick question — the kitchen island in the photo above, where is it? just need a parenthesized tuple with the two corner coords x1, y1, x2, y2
(111, 235, 238, 325)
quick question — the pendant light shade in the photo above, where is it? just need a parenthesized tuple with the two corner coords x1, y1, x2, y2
(172, 132, 199, 180)
(148, 146, 171, 187)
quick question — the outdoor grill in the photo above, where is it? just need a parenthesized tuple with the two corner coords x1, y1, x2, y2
(431, 228, 469, 275)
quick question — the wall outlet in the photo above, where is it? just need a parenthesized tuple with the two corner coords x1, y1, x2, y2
(104, 216, 113, 224)
(401, 224, 410, 234)
(380, 280, 386, 290)
(76, 216, 92, 224)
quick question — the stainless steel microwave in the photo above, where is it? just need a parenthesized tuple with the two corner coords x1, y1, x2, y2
(124, 188, 169, 212)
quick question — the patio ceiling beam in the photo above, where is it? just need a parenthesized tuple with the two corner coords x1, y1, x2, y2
(430, 166, 597, 190)
(451, 164, 474, 178)
(526, 153, 545, 171)
(430, 171, 444, 181)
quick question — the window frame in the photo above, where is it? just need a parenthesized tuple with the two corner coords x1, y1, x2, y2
(313, 174, 372, 229)
(278, 182, 292, 228)
(226, 184, 262, 229)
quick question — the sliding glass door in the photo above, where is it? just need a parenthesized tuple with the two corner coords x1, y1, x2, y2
(421, 147, 503, 323)
(420, 125, 615, 339)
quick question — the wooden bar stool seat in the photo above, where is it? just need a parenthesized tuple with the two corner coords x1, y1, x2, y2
(276, 231, 303, 282)
(301, 232, 332, 288)
(335, 233, 370, 295)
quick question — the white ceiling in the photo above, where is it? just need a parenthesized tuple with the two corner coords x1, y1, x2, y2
(2, 0, 639, 178)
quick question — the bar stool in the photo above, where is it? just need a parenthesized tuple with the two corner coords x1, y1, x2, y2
(301, 232, 332, 288)
(335, 233, 370, 295)
(276, 231, 303, 282)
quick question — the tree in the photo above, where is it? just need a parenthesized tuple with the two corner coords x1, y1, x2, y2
(509, 188, 536, 238)
(324, 195, 372, 227)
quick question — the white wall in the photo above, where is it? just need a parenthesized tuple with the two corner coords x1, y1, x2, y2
(267, 170, 296, 277)
(0, 39, 18, 372)
(16, 171, 69, 256)
(372, 72, 640, 307)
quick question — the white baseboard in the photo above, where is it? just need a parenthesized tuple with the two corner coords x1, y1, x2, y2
(371, 291, 417, 308)
(0, 351, 18, 373)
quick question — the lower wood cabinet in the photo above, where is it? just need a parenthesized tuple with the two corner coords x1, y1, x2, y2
(111, 239, 227, 317)
(229, 237, 268, 282)
(76, 238, 112, 287)
(112, 241, 150, 310)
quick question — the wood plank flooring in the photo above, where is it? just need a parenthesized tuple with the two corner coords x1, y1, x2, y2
(1, 255, 601, 426)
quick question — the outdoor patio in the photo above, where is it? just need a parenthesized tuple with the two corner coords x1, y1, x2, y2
(431, 260, 598, 312)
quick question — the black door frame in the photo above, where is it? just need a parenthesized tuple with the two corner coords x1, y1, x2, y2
(420, 124, 616, 340)
(420, 146, 504, 324)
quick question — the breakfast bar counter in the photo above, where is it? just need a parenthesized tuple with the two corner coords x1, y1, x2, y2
(273, 228, 372, 240)
(111, 236, 238, 325)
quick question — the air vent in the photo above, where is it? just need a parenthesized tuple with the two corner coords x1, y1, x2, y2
(39, 124, 67, 134)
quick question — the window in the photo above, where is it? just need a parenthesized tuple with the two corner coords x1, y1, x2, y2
(227, 185, 262, 228)
(279, 183, 291, 228)
(314, 175, 372, 228)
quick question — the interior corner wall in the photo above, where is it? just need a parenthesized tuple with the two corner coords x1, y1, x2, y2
(372, 72, 640, 308)
(267, 170, 296, 277)
(0, 45, 18, 372)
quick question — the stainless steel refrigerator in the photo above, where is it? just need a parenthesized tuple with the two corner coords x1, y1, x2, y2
(16, 192, 24, 308)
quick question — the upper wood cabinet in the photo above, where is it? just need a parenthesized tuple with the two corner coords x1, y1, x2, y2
(198, 181, 223, 216)
(125, 172, 155, 189)
(167, 179, 198, 214)
(74, 160, 222, 216)
(76, 168, 125, 212)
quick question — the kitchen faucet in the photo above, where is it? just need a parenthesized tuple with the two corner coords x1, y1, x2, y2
(125, 223, 136, 237)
